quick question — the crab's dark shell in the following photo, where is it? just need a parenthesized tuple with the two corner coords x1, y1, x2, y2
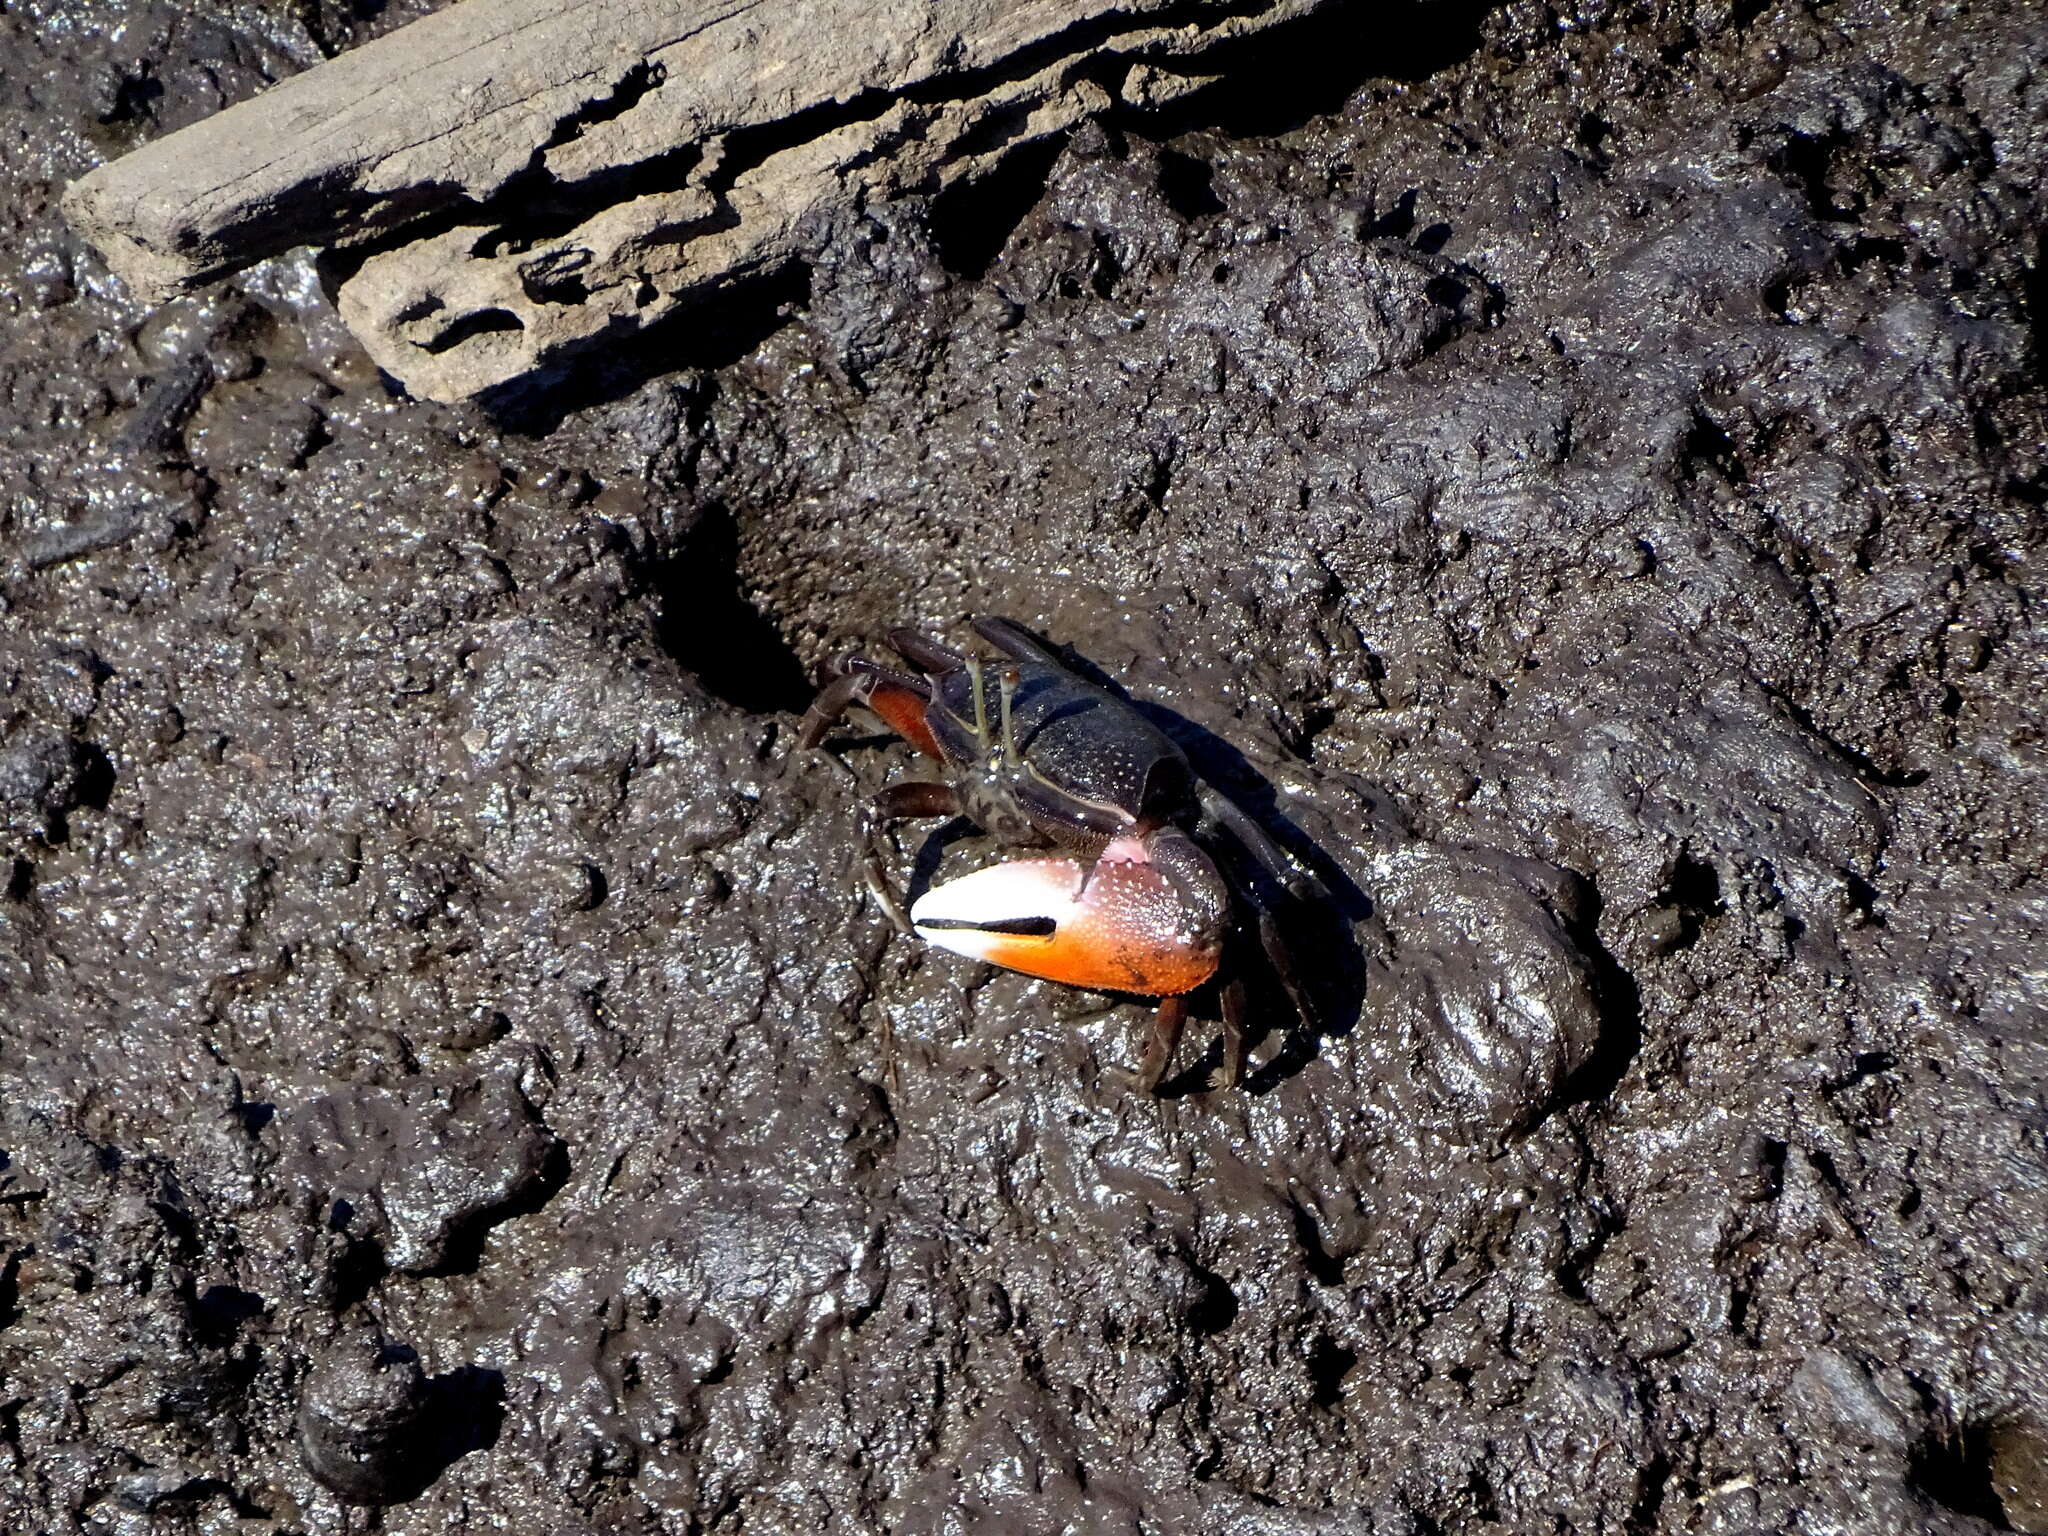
(923, 659, 1196, 847)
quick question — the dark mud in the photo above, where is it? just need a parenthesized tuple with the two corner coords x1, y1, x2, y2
(2, 1, 2044, 1531)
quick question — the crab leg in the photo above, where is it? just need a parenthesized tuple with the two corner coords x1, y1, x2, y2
(1134, 994, 1189, 1094)
(798, 667, 873, 749)
(969, 615, 1063, 668)
(1195, 785, 1323, 1032)
(858, 780, 964, 933)
(1217, 975, 1250, 1089)
(886, 627, 966, 673)
(872, 781, 960, 820)
(1255, 910, 1319, 1033)
(799, 656, 941, 758)
(861, 856, 915, 934)
(1196, 784, 1324, 903)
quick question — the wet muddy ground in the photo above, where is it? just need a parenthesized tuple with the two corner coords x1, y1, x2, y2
(2, 0, 2044, 1531)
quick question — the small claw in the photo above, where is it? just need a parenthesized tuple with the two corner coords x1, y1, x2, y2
(909, 837, 1222, 996)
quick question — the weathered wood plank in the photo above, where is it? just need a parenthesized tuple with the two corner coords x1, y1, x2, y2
(66, 0, 1335, 399)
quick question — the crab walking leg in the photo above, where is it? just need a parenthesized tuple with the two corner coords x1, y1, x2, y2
(861, 857, 915, 934)
(871, 781, 961, 820)
(797, 667, 874, 749)
(1256, 909, 1320, 1034)
(969, 615, 1064, 668)
(859, 780, 964, 934)
(1195, 784, 1325, 903)
(799, 656, 941, 757)
(1217, 975, 1251, 1089)
(885, 627, 966, 675)
(1192, 786, 1323, 1032)
(1135, 993, 1190, 1094)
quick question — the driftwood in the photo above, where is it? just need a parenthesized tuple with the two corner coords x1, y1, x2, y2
(64, 0, 1335, 401)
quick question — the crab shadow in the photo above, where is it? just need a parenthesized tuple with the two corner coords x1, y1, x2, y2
(1142, 708, 1373, 1097)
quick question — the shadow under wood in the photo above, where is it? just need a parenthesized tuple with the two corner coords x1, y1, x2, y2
(470, 263, 812, 437)
(1119, 0, 1504, 141)
(929, 132, 1068, 279)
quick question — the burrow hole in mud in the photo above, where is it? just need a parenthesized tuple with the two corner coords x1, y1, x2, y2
(1910, 1421, 2009, 1528)
(652, 502, 811, 714)
(1666, 852, 1722, 908)
(76, 741, 116, 811)
(1289, 1197, 1346, 1287)
(1184, 1259, 1238, 1336)
(1308, 1335, 1356, 1408)
(1680, 409, 1746, 485)
(1156, 149, 1223, 220)
(1656, 851, 1724, 949)
(191, 1285, 264, 1348)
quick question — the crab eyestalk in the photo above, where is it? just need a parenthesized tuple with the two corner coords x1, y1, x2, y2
(965, 655, 989, 750)
(998, 666, 1021, 767)
(909, 835, 1222, 996)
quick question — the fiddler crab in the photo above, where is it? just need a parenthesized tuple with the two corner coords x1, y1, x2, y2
(798, 616, 1322, 1093)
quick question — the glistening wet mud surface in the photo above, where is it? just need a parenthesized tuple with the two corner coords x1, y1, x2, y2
(2, 1, 2044, 1531)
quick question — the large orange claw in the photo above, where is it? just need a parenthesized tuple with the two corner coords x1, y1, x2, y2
(909, 838, 1222, 996)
